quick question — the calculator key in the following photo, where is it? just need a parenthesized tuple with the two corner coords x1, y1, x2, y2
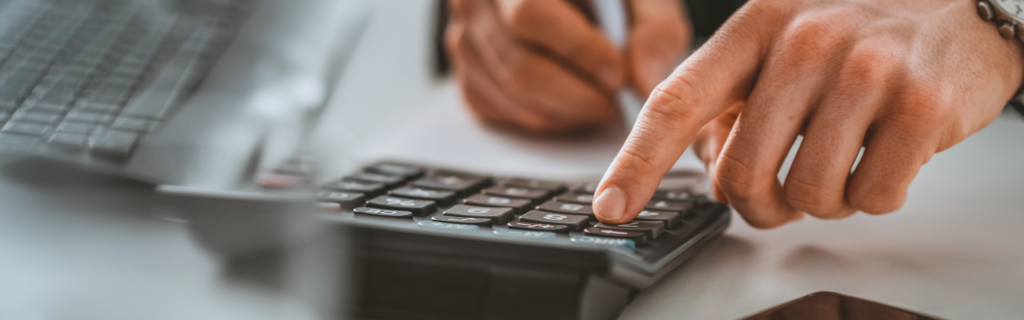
(364, 162, 423, 178)
(634, 209, 681, 228)
(418, 221, 480, 231)
(537, 200, 594, 216)
(483, 185, 549, 201)
(497, 177, 565, 192)
(555, 192, 594, 205)
(389, 186, 457, 205)
(354, 207, 414, 219)
(595, 221, 665, 238)
(462, 194, 532, 213)
(443, 205, 514, 224)
(321, 180, 387, 197)
(411, 173, 489, 196)
(345, 172, 405, 187)
(570, 182, 600, 194)
(315, 190, 366, 208)
(366, 195, 437, 215)
(584, 228, 647, 245)
(507, 221, 569, 233)
(519, 210, 589, 231)
(493, 228, 557, 238)
(432, 215, 492, 225)
(645, 199, 693, 212)
(652, 190, 703, 201)
(570, 236, 636, 251)
(315, 202, 342, 213)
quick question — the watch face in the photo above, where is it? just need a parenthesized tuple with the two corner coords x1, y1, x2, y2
(993, 0, 1024, 22)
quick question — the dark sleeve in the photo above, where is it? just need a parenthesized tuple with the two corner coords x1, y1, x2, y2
(684, 0, 748, 38)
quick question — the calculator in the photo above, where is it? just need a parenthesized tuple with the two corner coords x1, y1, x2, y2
(302, 161, 732, 320)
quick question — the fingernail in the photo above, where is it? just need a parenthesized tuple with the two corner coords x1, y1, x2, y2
(598, 67, 621, 90)
(594, 186, 626, 221)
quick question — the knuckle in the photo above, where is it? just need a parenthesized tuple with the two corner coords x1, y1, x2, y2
(776, 12, 850, 66)
(500, 0, 545, 37)
(784, 176, 842, 217)
(714, 152, 758, 201)
(838, 45, 901, 91)
(886, 83, 947, 139)
(846, 185, 902, 214)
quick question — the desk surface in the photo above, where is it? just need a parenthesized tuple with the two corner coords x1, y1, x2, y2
(2, 1, 1024, 319)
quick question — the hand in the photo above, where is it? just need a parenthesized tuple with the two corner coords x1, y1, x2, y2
(445, 0, 691, 133)
(593, 0, 1024, 228)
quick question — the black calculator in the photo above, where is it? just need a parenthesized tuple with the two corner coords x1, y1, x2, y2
(303, 161, 732, 320)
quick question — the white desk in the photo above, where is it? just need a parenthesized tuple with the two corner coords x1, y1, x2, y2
(2, 0, 1023, 319)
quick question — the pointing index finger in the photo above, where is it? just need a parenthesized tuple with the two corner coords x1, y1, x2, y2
(593, 4, 774, 223)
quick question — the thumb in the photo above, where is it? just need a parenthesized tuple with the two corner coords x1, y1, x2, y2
(627, 0, 692, 97)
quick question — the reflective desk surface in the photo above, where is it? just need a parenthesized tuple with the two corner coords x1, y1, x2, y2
(3, 1, 1024, 319)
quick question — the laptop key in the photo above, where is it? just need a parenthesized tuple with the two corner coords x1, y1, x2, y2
(519, 210, 589, 231)
(321, 179, 387, 197)
(55, 122, 96, 134)
(111, 117, 158, 132)
(0, 133, 37, 152)
(483, 185, 550, 202)
(47, 132, 87, 149)
(645, 199, 693, 212)
(463, 194, 532, 213)
(594, 221, 665, 238)
(443, 205, 514, 224)
(652, 190, 702, 201)
(634, 209, 681, 228)
(432, 215, 492, 225)
(584, 228, 647, 245)
(2, 121, 48, 136)
(14, 112, 60, 124)
(353, 207, 413, 219)
(555, 192, 594, 205)
(65, 111, 114, 124)
(507, 221, 569, 233)
(89, 129, 137, 157)
(537, 200, 594, 216)
(389, 186, 457, 205)
(366, 195, 437, 215)
(315, 190, 366, 208)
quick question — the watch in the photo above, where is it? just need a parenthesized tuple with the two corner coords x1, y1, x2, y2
(976, 0, 1024, 115)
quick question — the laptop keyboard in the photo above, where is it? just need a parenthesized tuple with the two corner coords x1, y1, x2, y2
(0, 0, 252, 157)
(309, 162, 723, 253)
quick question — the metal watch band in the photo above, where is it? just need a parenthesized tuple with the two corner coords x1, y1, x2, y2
(976, 0, 1024, 115)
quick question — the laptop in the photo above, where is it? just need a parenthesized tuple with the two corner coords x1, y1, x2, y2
(0, 0, 372, 190)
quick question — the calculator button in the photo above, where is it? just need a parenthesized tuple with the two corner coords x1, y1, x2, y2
(570, 182, 600, 194)
(389, 186, 458, 205)
(519, 210, 589, 231)
(364, 162, 423, 178)
(321, 180, 387, 197)
(315, 202, 341, 213)
(483, 185, 549, 202)
(345, 172, 405, 187)
(315, 190, 366, 208)
(354, 207, 414, 219)
(418, 221, 480, 231)
(443, 205, 514, 224)
(493, 229, 557, 238)
(570, 236, 636, 251)
(411, 173, 489, 196)
(537, 200, 594, 216)
(594, 221, 665, 238)
(634, 209, 681, 228)
(497, 177, 565, 192)
(652, 190, 702, 201)
(506, 221, 569, 233)
(584, 228, 647, 245)
(463, 194, 532, 213)
(432, 216, 492, 225)
(366, 196, 437, 215)
(555, 192, 594, 205)
(645, 199, 693, 212)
